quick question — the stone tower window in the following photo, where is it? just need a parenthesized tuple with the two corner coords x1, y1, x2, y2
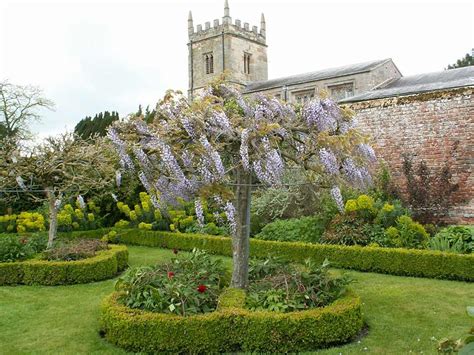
(294, 89, 315, 104)
(205, 53, 214, 74)
(244, 53, 251, 74)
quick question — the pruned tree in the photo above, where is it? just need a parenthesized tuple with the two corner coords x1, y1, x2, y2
(0, 133, 116, 247)
(0, 80, 54, 141)
(109, 83, 375, 289)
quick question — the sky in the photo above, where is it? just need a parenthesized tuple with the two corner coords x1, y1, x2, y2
(0, 0, 472, 139)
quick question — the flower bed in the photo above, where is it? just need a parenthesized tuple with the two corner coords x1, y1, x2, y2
(0, 244, 128, 285)
(100, 288, 363, 353)
(105, 229, 474, 281)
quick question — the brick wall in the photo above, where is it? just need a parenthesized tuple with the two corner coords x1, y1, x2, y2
(347, 88, 473, 224)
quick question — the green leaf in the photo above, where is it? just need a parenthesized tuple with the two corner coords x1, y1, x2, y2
(459, 342, 474, 355)
(168, 304, 176, 312)
(467, 306, 474, 318)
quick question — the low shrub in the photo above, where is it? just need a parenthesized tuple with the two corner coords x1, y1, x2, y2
(321, 213, 371, 246)
(246, 258, 350, 312)
(115, 249, 226, 316)
(255, 216, 327, 243)
(43, 239, 108, 261)
(106, 229, 474, 281)
(100, 288, 363, 353)
(0, 212, 46, 233)
(0, 244, 128, 285)
(386, 215, 429, 249)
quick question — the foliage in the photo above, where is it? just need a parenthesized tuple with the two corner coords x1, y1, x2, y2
(254, 216, 327, 243)
(0, 233, 47, 262)
(436, 306, 474, 354)
(321, 213, 371, 246)
(0, 244, 128, 285)
(246, 258, 350, 312)
(446, 52, 474, 69)
(42, 239, 108, 261)
(104, 229, 474, 281)
(100, 289, 362, 353)
(0, 212, 46, 233)
(57, 200, 101, 232)
(114, 192, 228, 234)
(74, 110, 119, 140)
(115, 249, 226, 316)
(402, 154, 459, 224)
(386, 215, 429, 249)
(429, 226, 473, 254)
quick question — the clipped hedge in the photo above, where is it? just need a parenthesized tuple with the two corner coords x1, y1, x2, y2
(107, 229, 474, 281)
(0, 244, 128, 286)
(100, 288, 363, 353)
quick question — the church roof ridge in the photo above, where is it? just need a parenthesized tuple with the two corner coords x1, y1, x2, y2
(244, 58, 393, 93)
(340, 65, 474, 103)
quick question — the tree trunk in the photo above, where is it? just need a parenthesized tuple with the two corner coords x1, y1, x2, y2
(46, 188, 58, 249)
(230, 168, 252, 289)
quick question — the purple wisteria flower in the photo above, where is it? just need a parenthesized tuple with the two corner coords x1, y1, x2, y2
(138, 171, 152, 192)
(77, 195, 86, 209)
(16, 176, 26, 190)
(199, 136, 225, 179)
(54, 199, 62, 210)
(342, 158, 372, 189)
(224, 201, 237, 235)
(211, 111, 231, 131)
(108, 128, 135, 171)
(319, 148, 339, 175)
(111, 193, 118, 202)
(115, 170, 122, 187)
(240, 129, 250, 170)
(194, 199, 204, 227)
(302, 100, 337, 132)
(330, 186, 344, 213)
(357, 143, 377, 163)
(134, 148, 152, 172)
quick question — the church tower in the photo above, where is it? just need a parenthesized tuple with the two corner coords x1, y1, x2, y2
(188, 0, 268, 98)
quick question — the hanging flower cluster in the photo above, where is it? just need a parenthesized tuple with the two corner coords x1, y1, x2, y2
(107, 84, 375, 235)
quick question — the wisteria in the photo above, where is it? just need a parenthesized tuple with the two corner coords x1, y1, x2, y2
(111, 193, 118, 202)
(108, 128, 135, 171)
(240, 129, 250, 170)
(302, 99, 337, 132)
(115, 170, 122, 187)
(223, 200, 237, 235)
(319, 148, 339, 175)
(54, 199, 62, 210)
(77, 195, 86, 209)
(138, 171, 152, 193)
(330, 186, 344, 213)
(357, 143, 377, 163)
(194, 199, 204, 227)
(199, 136, 225, 179)
(16, 176, 26, 190)
(211, 111, 231, 131)
(342, 158, 372, 189)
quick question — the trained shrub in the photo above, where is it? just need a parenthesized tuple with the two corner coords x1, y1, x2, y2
(255, 216, 327, 243)
(100, 289, 363, 353)
(0, 244, 128, 285)
(106, 229, 474, 281)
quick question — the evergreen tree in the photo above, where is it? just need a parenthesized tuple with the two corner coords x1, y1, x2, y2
(446, 51, 474, 69)
(74, 111, 119, 140)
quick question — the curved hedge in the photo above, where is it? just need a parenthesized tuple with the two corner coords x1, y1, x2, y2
(0, 244, 128, 286)
(106, 229, 474, 281)
(100, 288, 363, 353)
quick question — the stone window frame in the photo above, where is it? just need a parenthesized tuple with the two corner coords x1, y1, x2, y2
(204, 52, 214, 74)
(243, 52, 251, 74)
(292, 88, 315, 104)
(326, 80, 355, 100)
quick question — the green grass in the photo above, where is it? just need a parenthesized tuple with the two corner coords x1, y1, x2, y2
(0, 245, 472, 354)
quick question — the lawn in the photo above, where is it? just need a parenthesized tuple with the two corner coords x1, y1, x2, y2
(0, 245, 472, 354)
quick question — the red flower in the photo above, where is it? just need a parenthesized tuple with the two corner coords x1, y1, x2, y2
(172, 248, 178, 255)
(197, 284, 207, 293)
(167, 271, 175, 279)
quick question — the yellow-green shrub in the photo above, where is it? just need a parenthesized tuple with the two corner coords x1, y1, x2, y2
(0, 212, 46, 233)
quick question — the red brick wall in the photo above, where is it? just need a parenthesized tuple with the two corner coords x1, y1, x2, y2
(347, 88, 473, 224)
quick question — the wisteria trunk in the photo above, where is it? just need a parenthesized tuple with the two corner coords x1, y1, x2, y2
(231, 168, 252, 289)
(46, 188, 58, 249)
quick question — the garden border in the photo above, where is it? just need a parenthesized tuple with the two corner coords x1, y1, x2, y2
(0, 244, 128, 286)
(103, 229, 474, 281)
(100, 288, 363, 353)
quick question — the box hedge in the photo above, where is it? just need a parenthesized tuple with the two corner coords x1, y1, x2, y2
(0, 244, 128, 286)
(107, 229, 474, 281)
(100, 288, 363, 353)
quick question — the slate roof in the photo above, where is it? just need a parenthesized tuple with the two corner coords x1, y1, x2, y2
(244, 58, 393, 93)
(340, 66, 474, 103)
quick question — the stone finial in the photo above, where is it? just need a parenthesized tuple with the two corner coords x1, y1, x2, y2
(205, 21, 210, 30)
(188, 11, 194, 35)
(235, 19, 241, 27)
(244, 22, 249, 31)
(214, 19, 219, 27)
(252, 25, 258, 34)
(223, 0, 231, 24)
(260, 13, 266, 37)
(197, 24, 202, 32)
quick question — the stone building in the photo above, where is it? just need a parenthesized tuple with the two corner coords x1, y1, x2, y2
(188, 1, 473, 223)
